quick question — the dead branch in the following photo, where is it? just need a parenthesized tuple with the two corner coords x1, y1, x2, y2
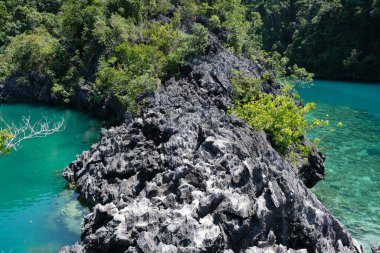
(0, 115, 65, 156)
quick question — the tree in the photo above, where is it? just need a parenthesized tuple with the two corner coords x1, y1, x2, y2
(249, 0, 380, 81)
(0, 28, 59, 79)
(0, 116, 65, 156)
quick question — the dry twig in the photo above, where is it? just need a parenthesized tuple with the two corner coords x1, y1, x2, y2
(0, 115, 65, 156)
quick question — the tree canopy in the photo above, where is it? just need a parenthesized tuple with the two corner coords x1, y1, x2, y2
(0, 0, 264, 111)
(248, 0, 380, 81)
(0, 0, 360, 156)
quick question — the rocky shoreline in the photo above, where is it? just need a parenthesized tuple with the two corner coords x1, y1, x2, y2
(0, 40, 366, 252)
(0, 72, 125, 121)
(51, 49, 363, 252)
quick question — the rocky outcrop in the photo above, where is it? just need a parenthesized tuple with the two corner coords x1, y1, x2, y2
(0, 73, 125, 121)
(60, 50, 363, 253)
(291, 137, 326, 188)
(0, 73, 55, 104)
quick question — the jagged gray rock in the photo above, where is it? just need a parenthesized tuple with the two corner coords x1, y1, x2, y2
(60, 50, 363, 253)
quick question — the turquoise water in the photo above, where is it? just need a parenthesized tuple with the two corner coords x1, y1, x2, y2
(299, 80, 380, 251)
(0, 104, 103, 253)
(0, 82, 378, 252)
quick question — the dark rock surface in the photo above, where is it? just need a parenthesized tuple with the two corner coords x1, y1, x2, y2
(372, 246, 380, 253)
(292, 137, 326, 188)
(60, 51, 363, 253)
(0, 73, 55, 104)
(0, 73, 125, 121)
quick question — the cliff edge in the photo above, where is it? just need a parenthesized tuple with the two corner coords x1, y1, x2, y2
(59, 49, 362, 253)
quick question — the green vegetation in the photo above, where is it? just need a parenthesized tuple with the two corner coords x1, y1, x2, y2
(232, 91, 315, 156)
(0, 28, 58, 79)
(230, 71, 343, 157)
(0, 129, 12, 156)
(0, 0, 264, 111)
(229, 69, 317, 156)
(249, 0, 380, 81)
(0, 0, 350, 157)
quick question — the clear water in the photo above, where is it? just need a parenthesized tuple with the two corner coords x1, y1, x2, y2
(0, 82, 378, 252)
(298, 80, 380, 251)
(0, 104, 103, 253)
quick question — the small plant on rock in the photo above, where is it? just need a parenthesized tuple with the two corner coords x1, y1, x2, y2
(230, 72, 342, 159)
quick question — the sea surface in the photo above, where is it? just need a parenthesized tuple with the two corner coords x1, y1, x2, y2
(0, 104, 103, 253)
(299, 80, 380, 251)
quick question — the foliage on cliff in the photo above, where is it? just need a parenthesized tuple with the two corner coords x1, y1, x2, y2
(248, 0, 380, 81)
(0, 0, 265, 111)
(0, 0, 327, 156)
(229, 69, 343, 157)
(231, 91, 316, 156)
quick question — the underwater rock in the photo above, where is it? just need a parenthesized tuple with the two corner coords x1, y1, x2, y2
(59, 200, 87, 235)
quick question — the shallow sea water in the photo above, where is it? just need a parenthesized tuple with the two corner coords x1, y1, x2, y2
(299, 80, 380, 251)
(0, 80, 378, 252)
(0, 104, 102, 253)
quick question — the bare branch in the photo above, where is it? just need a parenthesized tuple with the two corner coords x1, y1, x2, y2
(0, 115, 65, 156)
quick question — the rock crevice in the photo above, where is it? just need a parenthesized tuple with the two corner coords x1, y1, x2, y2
(59, 50, 363, 253)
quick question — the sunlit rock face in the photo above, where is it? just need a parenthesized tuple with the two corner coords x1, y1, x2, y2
(60, 50, 362, 253)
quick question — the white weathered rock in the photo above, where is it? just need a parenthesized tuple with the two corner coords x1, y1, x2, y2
(61, 51, 362, 253)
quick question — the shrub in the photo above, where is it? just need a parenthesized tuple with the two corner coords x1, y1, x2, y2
(209, 15, 221, 29)
(223, 7, 251, 54)
(231, 92, 316, 155)
(177, 0, 199, 20)
(95, 21, 208, 111)
(116, 74, 159, 112)
(95, 43, 165, 111)
(95, 14, 142, 49)
(166, 23, 209, 74)
(143, 22, 180, 54)
(230, 71, 343, 157)
(51, 82, 72, 104)
(144, 0, 171, 17)
(0, 28, 58, 79)
(0, 3, 8, 28)
(191, 23, 209, 54)
(230, 69, 262, 102)
(204, 0, 262, 55)
(114, 42, 165, 77)
(106, 0, 143, 22)
(58, 1, 85, 43)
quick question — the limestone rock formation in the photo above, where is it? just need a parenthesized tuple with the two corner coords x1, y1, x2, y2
(60, 50, 363, 253)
